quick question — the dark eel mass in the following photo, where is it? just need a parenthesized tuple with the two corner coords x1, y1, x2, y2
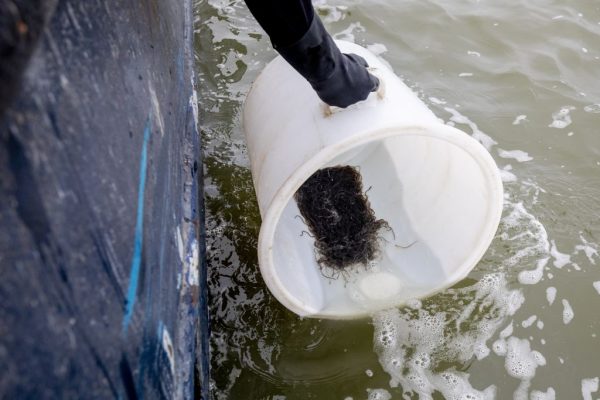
(294, 165, 390, 275)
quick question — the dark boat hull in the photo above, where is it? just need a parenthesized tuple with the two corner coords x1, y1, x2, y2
(0, 0, 208, 398)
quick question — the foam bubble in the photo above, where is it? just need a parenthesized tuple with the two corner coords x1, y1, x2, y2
(584, 104, 600, 113)
(500, 165, 518, 183)
(593, 281, 600, 295)
(514, 380, 531, 400)
(518, 258, 549, 285)
(575, 234, 599, 265)
(406, 299, 423, 309)
(548, 106, 575, 129)
(367, 388, 391, 400)
(429, 97, 447, 105)
(513, 115, 527, 125)
(443, 107, 497, 150)
(537, 320, 544, 330)
(405, 372, 430, 392)
(498, 149, 533, 162)
(500, 321, 514, 339)
(521, 315, 537, 328)
(492, 339, 507, 356)
(504, 337, 545, 380)
(366, 43, 388, 56)
(531, 387, 555, 400)
(500, 201, 550, 268)
(561, 299, 574, 324)
(315, 3, 348, 23)
(430, 371, 496, 400)
(550, 240, 571, 269)
(410, 352, 431, 369)
(546, 287, 557, 305)
(582, 377, 599, 400)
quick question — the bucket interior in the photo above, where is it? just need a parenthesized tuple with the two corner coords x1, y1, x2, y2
(270, 130, 497, 317)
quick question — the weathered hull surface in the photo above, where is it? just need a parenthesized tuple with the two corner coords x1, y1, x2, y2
(0, 0, 208, 398)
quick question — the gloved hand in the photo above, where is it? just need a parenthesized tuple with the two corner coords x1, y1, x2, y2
(274, 16, 379, 109)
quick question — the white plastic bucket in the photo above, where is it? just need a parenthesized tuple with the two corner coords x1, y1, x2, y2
(242, 41, 503, 319)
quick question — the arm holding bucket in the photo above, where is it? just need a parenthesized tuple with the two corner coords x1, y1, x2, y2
(244, 0, 379, 108)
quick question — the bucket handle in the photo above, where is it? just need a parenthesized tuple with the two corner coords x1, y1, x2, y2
(323, 68, 386, 117)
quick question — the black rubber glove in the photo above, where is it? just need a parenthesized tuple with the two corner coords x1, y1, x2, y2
(274, 16, 379, 109)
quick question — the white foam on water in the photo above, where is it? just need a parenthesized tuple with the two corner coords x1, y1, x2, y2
(498, 149, 533, 162)
(593, 281, 600, 295)
(492, 339, 507, 356)
(518, 257, 549, 285)
(373, 273, 522, 400)
(430, 372, 496, 400)
(576, 244, 599, 264)
(537, 320, 544, 330)
(366, 43, 388, 56)
(506, 337, 547, 377)
(584, 104, 600, 113)
(503, 337, 546, 400)
(459, 72, 474, 77)
(467, 50, 481, 57)
(429, 96, 447, 105)
(521, 315, 537, 328)
(550, 240, 571, 269)
(546, 287, 556, 305)
(500, 321, 514, 339)
(365, 369, 374, 377)
(561, 299, 574, 324)
(575, 234, 599, 265)
(530, 387, 555, 400)
(513, 115, 527, 125)
(314, 2, 348, 23)
(443, 107, 497, 150)
(581, 377, 599, 400)
(405, 299, 422, 309)
(548, 106, 575, 129)
(366, 388, 392, 400)
(500, 165, 518, 183)
(500, 201, 550, 268)
(333, 22, 366, 43)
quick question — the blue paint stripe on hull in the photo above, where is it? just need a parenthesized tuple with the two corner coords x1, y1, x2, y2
(123, 115, 152, 334)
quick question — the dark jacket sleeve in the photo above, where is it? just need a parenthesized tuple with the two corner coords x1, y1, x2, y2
(244, 0, 379, 108)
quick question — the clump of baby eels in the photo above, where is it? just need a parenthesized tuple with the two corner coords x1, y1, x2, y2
(294, 165, 390, 275)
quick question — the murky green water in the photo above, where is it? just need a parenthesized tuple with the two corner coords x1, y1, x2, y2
(194, 1, 600, 398)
